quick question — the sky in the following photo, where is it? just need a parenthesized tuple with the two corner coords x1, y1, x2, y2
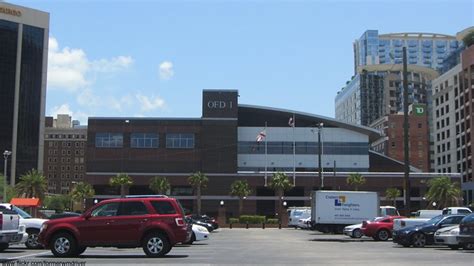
(8, 0, 474, 124)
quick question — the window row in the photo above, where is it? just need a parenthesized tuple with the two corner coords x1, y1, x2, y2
(95, 133, 195, 149)
(46, 134, 86, 139)
(238, 141, 368, 155)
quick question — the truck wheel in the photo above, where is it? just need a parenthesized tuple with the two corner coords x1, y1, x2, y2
(411, 233, 426, 248)
(463, 243, 474, 250)
(26, 229, 42, 249)
(142, 232, 170, 257)
(375, 229, 390, 241)
(0, 243, 9, 252)
(352, 229, 363, 238)
(51, 232, 78, 257)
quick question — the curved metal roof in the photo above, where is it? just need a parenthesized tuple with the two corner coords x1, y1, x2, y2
(379, 32, 455, 39)
(238, 104, 381, 142)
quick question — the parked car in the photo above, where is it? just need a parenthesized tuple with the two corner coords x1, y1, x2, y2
(296, 217, 311, 229)
(49, 212, 81, 220)
(190, 214, 218, 230)
(287, 207, 311, 228)
(457, 213, 474, 248)
(343, 223, 363, 238)
(361, 216, 405, 241)
(442, 207, 472, 215)
(0, 203, 47, 249)
(394, 207, 472, 232)
(39, 197, 192, 257)
(434, 225, 474, 250)
(393, 214, 466, 248)
(183, 223, 209, 245)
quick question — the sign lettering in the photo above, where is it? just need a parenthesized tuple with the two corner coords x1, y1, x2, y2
(0, 7, 22, 17)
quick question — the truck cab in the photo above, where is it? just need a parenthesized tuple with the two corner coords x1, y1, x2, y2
(0, 207, 21, 251)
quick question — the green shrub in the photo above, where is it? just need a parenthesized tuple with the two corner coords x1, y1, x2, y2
(239, 215, 266, 224)
(266, 218, 279, 224)
(229, 218, 239, 224)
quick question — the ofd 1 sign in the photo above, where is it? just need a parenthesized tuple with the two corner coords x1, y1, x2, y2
(207, 100, 233, 109)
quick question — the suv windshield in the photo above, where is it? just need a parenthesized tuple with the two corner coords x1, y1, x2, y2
(12, 205, 32, 219)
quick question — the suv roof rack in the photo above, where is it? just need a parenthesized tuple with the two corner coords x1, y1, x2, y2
(125, 195, 169, 198)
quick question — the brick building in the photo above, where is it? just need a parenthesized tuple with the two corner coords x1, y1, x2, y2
(43, 115, 87, 194)
(370, 104, 431, 172)
(85, 90, 460, 216)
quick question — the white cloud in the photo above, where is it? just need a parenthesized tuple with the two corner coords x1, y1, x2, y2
(49, 104, 73, 117)
(136, 94, 166, 112)
(159, 61, 174, 80)
(76, 89, 100, 107)
(47, 37, 133, 92)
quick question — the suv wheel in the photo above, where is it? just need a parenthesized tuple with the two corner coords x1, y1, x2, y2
(25, 229, 42, 249)
(375, 229, 390, 241)
(143, 233, 170, 257)
(411, 232, 426, 248)
(463, 243, 474, 250)
(51, 233, 77, 257)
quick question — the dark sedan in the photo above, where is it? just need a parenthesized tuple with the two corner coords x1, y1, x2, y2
(393, 214, 466, 248)
(190, 214, 219, 230)
(457, 213, 474, 247)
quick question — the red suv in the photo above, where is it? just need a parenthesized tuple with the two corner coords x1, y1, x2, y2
(361, 216, 405, 241)
(38, 197, 191, 257)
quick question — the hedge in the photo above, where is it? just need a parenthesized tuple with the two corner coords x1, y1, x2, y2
(229, 218, 239, 224)
(239, 215, 266, 224)
(266, 218, 279, 224)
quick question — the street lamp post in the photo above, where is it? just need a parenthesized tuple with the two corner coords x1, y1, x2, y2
(3, 150, 12, 202)
(318, 123, 324, 188)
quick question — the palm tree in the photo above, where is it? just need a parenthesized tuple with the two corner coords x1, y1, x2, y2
(15, 169, 47, 200)
(149, 176, 170, 195)
(346, 173, 366, 191)
(70, 182, 95, 210)
(463, 30, 474, 47)
(188, 172, 208, 215)
(109, 173, 133, 197)
(270, 172, 292, 219)
(230, 180, 252, 216)
(425, 176, 461, 209)
(385, 188, 401, 206)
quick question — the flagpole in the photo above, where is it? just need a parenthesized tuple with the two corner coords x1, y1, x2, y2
(292, 114, 296, 186)
(264, 121, 268, 187)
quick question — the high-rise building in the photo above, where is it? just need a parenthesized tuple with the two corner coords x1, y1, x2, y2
(353, 30, 459, 74)
(44, 115, 87, 194)
(335, 65, 438, 126)
(0, 2, 49, 185)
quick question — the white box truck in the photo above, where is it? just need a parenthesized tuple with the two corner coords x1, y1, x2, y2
(311, 190, 380, 233)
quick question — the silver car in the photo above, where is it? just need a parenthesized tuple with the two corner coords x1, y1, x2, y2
(434, 225, 474, 250)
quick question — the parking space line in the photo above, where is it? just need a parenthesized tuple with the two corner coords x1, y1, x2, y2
(5, 251, 51, 261)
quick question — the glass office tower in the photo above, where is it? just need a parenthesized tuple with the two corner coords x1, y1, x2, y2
(0, 3, 49, 185)
(354, 30, 459, 74)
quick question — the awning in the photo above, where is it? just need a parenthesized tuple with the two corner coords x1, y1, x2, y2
(10, 198, 41, 207)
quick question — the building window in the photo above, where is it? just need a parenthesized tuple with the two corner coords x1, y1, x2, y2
(95, 133, 123, 148)
(131, 133, 159, 148)
(166, 133, 195, 149)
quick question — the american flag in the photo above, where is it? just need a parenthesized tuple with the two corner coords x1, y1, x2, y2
(288, 117, 295, 127)
(256, 130, 266, 142)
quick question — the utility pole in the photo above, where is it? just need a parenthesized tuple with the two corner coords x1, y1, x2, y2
(318, 123, 324, 188)
(402, 47, 411, 214)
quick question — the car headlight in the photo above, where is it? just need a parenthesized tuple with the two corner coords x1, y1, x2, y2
(19, 225, 26, 233)
(197, 226, 208, 233)
(450, 230, 458, 235)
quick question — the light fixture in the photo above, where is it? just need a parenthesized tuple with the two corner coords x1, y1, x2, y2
(283, 201, 287, 207)
(220, 200, 224, 207)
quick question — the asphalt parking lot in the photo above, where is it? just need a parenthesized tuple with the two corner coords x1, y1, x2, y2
(1, 228, 473, 265)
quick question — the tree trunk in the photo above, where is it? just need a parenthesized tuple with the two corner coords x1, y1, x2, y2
(120, 185, 128, 197)
(239, 198, 243, 216)
(277, 189, 283, 221)
(197, 186, 201, 215)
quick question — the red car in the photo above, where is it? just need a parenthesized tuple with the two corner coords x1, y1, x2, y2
(361, 216, 405, 241)
(39, 197, 191, 257)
